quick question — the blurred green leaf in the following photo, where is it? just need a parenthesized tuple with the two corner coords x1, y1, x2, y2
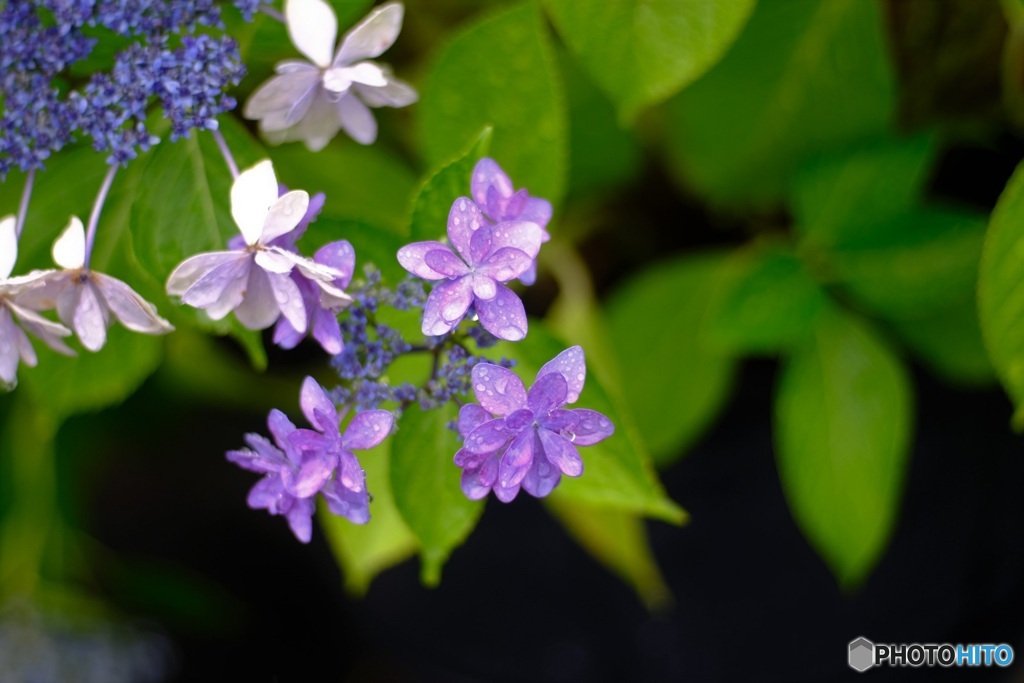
(546, 497, 672, 610)
(305, 217, 408, 283)
(979, 159, 1024, 428)
(828, 210, 986, 319)
(320, 438, 419, 595)
(270, 140, 417, 236)
(606, 252, 737, 465)
(419, 1, 567, 205)
(665, 0, 895, 208)
(390, 403, 483, 585)
(408, 126, 492, 242)
(545, 0, 755, 121)
(890, 299, 995, 386)
(558, 49, 643, 199)
(497, 323, 685, 522)
(708, 242, 826, 354)
(792, 135, 938, 248)
(775, 308, 912, 587)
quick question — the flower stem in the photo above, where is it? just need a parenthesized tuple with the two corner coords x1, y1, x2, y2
(259, 4, 285, 22)
(84, 164, 118, 270)
(14, 168, 35, 239)
(211, 128, 240, 180)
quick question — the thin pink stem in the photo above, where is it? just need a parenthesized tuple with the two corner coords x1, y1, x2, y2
(15, 168, 35, 239)
(84, 164, 118, 269)
(211, 128, 240, 180)
(260, 4, 285, 22)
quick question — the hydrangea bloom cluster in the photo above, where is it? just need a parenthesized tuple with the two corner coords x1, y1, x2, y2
(454, 347, 614, 502)
(227, 376, 393, 541)
(244, 0, 417, 149)
(0, 0, 252, 173)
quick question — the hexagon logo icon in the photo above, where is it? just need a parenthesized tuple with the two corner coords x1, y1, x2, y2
(849, 637, 875, 672)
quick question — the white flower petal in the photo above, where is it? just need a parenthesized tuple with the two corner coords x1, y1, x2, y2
(261, 190, 310, 244)
(345, 62, 387, 87)
(0, 308, 26, 386)
(231, 160, 279, 246)
(354, 77, 418, 108)
(286, 0, 338, 68)
(53, 216, 86, 270)
(268, 90, 343, 152)
(334, 2, 404, 66)
(180, 256, 252, 315)
(315, 279, 353, 309)
(275, 59, 319, 75)
(0, 215, 17, 280)
(166, 251, 246, 296)
(233, 267, 281, 330)
(336, 93, 377, 145)
(9, 302, 74, 356)
(94, 273, 173, 335)
(73, 281, 109, 352)
(267, 247, 341, 282)
(267, 270, 307, 334)
(243, 71, 320, 131)
(254, 248, 296, 274)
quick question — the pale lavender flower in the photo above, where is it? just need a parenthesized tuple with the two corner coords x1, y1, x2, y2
(243, 0, 417, 149)
(397, 198, 543, 341)
(226, 376, 394, 538)
(15, 216, 173, 352)
(166, 160, 350, 331)
(454, 346, 614, 502)
(0, 215, 75, 388)
(226, 408, 334, 543)
(273, 239, 355, 354)
(289, 376, 393, 523)
(470, 158, 551, 286)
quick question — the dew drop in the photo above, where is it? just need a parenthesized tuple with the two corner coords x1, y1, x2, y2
(565, 431, 576, 443)
(459, 199, 467, 211)
(476, 383, 485, 391)
(576, 373, 584, 381)
(453, 216, 461, 226)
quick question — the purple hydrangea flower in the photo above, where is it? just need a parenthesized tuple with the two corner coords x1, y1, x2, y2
(0, 215, 75, 388)
(243, 0, 416, 149)
(16, 216, 173, 352)
(166, 160, 351, 331)
(454, 346, 614, 502)
(397, 198, 543, 341)
(470, 158, 551, 286)
(226, 376, 394, 540)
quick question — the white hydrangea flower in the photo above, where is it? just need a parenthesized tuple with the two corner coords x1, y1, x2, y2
(244, 0, 417, 150)
(166, 160, 350, 332)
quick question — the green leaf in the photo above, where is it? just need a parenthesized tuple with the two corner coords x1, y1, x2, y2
(774, 308, 912, 587)
(131, 116, 268, 368)
(827, 209, 986, 319)
(606, 252, 737, 465)
(320, 438, 419, 595)
(979, 159, 1024, 428)
(792, 135, 938, 248)
(889, 299, 994, 386)
(390, 403, 484, 585)
(496, 323, 684, 522)
(708, 242, 826, 354)
(408, 126, 492, 242)
(545, 497, 672, 610)
(419, 1, 567, 205)
(665, 0, 895, 208)
(269, 140, 417, 236)
(545, 0, 756, 121)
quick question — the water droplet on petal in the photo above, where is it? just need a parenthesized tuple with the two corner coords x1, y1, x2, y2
(576, 373, 584, 381)
(565, 431, 576, 443)
(476, 383, 485, 391)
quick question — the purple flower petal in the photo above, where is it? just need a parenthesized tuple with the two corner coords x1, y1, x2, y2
(448, 197, 485, 261)
(474, 283, 527, 341)
(72, 281, 109, 352)
(464, 418, 510, 454)
(167, 251, 247, 297)
(521, 197, 552, 228)
(314, 240, 355, 289)
(273, 315, 305, 350)
(424, 249, 470, 278)
(247, 476, 287, 513)
(333, 1, 404, 65)
(262, 190, 310, 244)
(488, 221, 543, 259)
(0, 309, 30, 385)
(470, 273, 497, 301)
(268, 409, 299, 452)
(301, 376, 337, 430)
(518, 261, 538, 286)
(538, 428, 583, 477)
(476, 247, 534, 283)
(234, 266, 281, 330)
(94, 273, 172, 335)
(460, 467, 493, 501)
(537, 345, 586, 404)
(471, 158, 514, 212)
(397, 241, 450, 280)
(505, 408, 534, 432)
(336, 93, 377, 145)
(538, 408, 579, 434)
(337, 451, 366, 492)
(498, 429, 535, 489)
(311, 306, 344, 354)
(322, 477, 370, 524)
(493, 479, 521, 503)
(468, 224, 492, 266)
(458, 403, 491, 436)
(528, 372, 568, 416)
(421, 276, 473, 335)
(282, 451, 335, 498)
(267, 269, 308, 333)
(521, 453, 561, 499)
(342, 409, 394, 450)
(228, 433, 289, 473)
(471, 363, 527, 416)
(570, 408, 614, 446)
(285, 496, 316, 543)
